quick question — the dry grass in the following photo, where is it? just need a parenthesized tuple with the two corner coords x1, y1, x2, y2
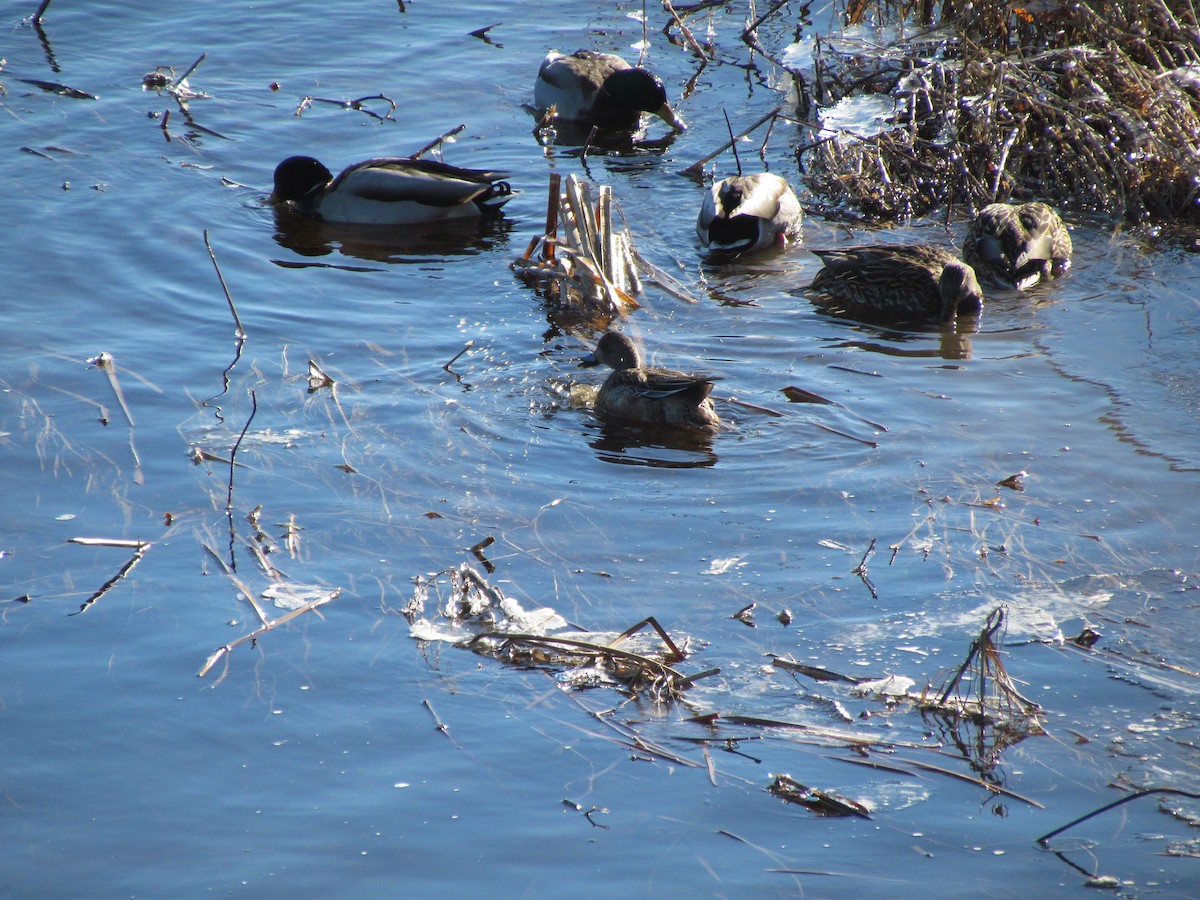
(801, 0, 1200, 222)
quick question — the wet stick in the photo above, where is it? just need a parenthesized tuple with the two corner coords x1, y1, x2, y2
(197, 582, 339, 679)
(32, 0, 51, 27)
(723, 109, 742, 176)
(226, 389, 256, 568)
(68, 542, 152, 615)
(742, 0, 790, 40)
(683, 107, 779, 175)
(174, 51, 206, 87)
(204, 229, 244, 338)
(410, 124, 465, 159)
(443, 340, 473, 371)
(88, 352, 144, 484)
(662, 0, 708, 58)
(1036, 787, 1200, 845)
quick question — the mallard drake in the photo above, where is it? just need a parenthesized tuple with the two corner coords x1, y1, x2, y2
(697, 173, 803, 254)
(271, 156, 514, 225)
(809, 244, 984, 324)
(534, 50, 686, 132)
(579, 331, 720, 432)
(962, 202, 1072, 290)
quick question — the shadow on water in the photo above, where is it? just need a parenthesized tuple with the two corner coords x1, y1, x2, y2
(270, 208, 515, 264)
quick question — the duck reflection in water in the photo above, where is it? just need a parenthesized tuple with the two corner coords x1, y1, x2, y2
(586, 418, 719, 469)
(826, 326, 976, 362)
(271, 211, 514, 265)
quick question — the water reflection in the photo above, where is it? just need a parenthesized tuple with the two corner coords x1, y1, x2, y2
(271, 209, 514, 264)
(826, 326, 976, 361)
(532, 115, 681, 155)
(584, 419, 718, 468)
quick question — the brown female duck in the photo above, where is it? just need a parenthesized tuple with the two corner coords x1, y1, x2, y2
(962, 202, 1072, 290)
(579, 332, 720, 432)
(809, 244, 984, 324)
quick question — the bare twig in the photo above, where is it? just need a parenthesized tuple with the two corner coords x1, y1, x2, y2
(197, 586, 340, 678)
(1036, 787, 1200, 845)
(662, 0, 709, 57)
(423, 698, 449, 734)
(69, 542, 152, 615)
(443, 340, 474, 371)
(295, 93, 397, 121)
(226, 389, 257, 567)
(176, 51, 207, 86)
(204, 229, 245, 339)
(683, 108, 781, 175)
(32, 0, 52, 27)
(742, 0, 791, 40)
(88, 352, 144, 484)
(410, 124, 466, 159)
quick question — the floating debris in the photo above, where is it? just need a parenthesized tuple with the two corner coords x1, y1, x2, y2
(512, 173, 642, 324)
(918, 607, 1044, 774)
(767, 773, 872, 818)
(407, 563, 716, 701)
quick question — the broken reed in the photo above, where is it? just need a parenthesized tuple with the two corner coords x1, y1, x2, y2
(512, 173, 642, 320)
(801, 0, 1200, 222)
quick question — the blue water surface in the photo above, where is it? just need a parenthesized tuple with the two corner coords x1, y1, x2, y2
(3, 2, 1199, 897)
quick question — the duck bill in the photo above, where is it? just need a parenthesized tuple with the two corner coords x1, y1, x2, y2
(579, 353, 600, 369)
(1012, 252, 1047, 290)
(654, 102, 687, 132)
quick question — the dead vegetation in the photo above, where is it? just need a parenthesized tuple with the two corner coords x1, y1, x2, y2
(798, 0, 1200, 223)
(405, 560, 1058, 815)
(406, 563, 716, 702)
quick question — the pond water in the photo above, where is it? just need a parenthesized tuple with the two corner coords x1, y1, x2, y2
(3, 2, 1199, 896)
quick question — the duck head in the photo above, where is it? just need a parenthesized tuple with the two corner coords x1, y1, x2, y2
(273, 156, 333, 202)
(597, 68, 686, 132)
(938, 262, 985, 323)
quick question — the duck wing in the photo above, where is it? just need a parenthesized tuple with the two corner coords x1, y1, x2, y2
(638, 368, 718, 401)
(331, 158, 508, 207)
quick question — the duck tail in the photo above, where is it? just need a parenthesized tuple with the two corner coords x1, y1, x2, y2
(478, 180, 517, 211)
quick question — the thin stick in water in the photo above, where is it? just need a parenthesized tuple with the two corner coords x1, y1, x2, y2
(176, 51, 207, 86)
(70, 543, 151, 615)
(226, 389, 257, 567)
(1036, 787, 1200, 845)
(410, 124, 466, 159)
(204, 229, 245, 338)
(32, 0, 52, 27)
(723, 110, 743, 176)
(683, 107, 780, 174)
(443, 340, 474, 371)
